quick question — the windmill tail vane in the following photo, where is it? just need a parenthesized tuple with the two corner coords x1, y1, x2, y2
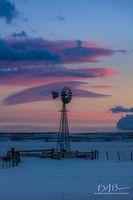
(51, 91, 59, 99)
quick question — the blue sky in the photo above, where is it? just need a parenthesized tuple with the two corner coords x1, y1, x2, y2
(1, 0, 133, 43)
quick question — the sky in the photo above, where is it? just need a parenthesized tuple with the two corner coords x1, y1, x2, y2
(0, 0, 133, 133)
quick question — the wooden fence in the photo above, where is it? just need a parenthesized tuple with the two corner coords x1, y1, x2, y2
(1, 148, 99, 168)
(1, 148, 21, 169)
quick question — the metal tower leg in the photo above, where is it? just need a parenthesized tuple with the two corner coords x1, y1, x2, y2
(56, 103, 71, 156)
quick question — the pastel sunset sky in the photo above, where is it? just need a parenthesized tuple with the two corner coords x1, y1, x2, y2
(0, 0, 133, 132)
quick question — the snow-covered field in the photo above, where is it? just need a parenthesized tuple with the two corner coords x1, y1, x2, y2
(0, 140, 133, 200)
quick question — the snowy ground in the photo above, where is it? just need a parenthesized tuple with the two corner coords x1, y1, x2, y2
(0, 141, 133, 200)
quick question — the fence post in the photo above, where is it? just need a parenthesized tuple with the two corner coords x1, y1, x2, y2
(9, 159, 11, 168)
(106, 151, 109, 160)
(96, 150, 99, 160)
(117, 151, 120, 160)
(51, 148, 54, 159)
(11, 148, 15, 167)
(2, 160, 4, 169)
(131, 152, 133, 161)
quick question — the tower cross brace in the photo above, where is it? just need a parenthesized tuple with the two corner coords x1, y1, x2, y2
(56, 102, 71, 154)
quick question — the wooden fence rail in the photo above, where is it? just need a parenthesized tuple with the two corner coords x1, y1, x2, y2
(5, 148, 99, 160)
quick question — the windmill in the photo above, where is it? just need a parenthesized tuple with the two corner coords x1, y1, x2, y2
(52, 86, 72, 156)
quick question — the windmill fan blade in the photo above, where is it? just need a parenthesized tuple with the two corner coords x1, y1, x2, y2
(60, 86, 72, 104)
(51, 91, 59, 99)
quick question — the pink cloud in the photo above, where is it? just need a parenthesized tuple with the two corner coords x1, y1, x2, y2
(3, 81, 109, 105)
(79, 68, 119, 77)
(84, 85, 113, 89)
(0, 67, 119, 86)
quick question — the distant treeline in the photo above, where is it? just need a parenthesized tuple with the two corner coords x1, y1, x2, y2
(0, 132, 133, 142)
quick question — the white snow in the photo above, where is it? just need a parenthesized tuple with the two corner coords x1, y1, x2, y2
(0, 141, 133, 200)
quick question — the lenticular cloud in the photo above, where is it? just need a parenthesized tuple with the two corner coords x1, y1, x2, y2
(3, 81, 108, 105)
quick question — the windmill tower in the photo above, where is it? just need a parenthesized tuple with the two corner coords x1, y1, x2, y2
(52, 86, 72, 156)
